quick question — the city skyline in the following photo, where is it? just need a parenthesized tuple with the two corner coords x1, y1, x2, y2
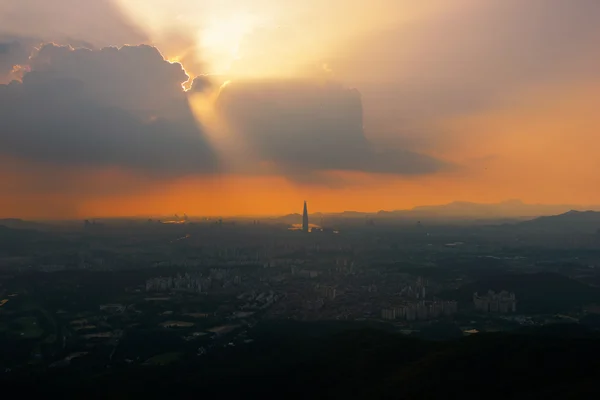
(4, 198, 600, 221)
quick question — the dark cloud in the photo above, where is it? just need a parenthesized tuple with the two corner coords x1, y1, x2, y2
(0, 44, 217, 176)
(29, 44, 190, 117)
(0, 0, 148, 83)
(188, 75, 213, 93)
(215, 79, 445, 176)
(0, 37, 33, 82)
(0, 44, 446, 185)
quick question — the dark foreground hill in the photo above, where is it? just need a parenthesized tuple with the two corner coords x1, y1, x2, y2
(3, 322, 600, 399)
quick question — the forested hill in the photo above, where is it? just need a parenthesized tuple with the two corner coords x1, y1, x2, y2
(3, 323, 600, 399)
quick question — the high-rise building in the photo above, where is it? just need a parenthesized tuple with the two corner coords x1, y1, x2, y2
(315, 284, 337, 300)
(473, 290, 516, 313)
(302, 201, 309, 233)
(381, 308, 396, 320)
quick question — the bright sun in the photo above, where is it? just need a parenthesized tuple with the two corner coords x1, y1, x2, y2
(200, 13, 260, 73)
(115, 1, 262, 74)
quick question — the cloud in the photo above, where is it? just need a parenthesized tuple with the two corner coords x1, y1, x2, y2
(29, 44, 190, 116)
(338, 0, 600, 103)
(0, 44, 217, 176)
(0, 41, 449, 220)
(0, 36, 34, 83)
(215, 79, 446, 176)
(1, 44, 447, 183)
(330, 0, 600, 151)
(0, 0, 147, 47)
(0, 0, 448, 187)
(150, 29, 206, 79)
(188, 75, 213, 93)
(0, 0, 148, 83)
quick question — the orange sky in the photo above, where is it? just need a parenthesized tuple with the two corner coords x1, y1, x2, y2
(37, 79, 600, 219)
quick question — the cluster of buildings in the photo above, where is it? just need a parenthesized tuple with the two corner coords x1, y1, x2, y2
(38, 264, 68, 272)
(291, 266, 321, 278)
(153, 258, 257, 268)
(315, 284, 337, 300)
(238, 291, 280, 310)
(263, 259, 305, 268)
(333, 258, 355, 274)
(473, 290, 517, 313)
(398, 277, 428, 299)
(145, 269, 246, 293)
(381, 300, 458, 321)
(145, 273, 209, 293)
(209, 268, 241, 281)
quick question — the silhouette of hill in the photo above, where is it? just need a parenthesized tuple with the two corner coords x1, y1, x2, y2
(516, 210, 600, 233)
(277, 213, 303, 224)
(272, 200, 599, 224)
(399, 199, 582, 219)
(5, 323, 600, 399)
(376, 199, 598, 221)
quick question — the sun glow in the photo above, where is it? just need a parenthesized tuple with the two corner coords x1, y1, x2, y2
(116, 0, 447, 77)
(188, 82, 252, 171)
(199, 12, 260, 73)
(187, 79, 282, 183)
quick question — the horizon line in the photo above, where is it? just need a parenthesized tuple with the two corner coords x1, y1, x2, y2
(2, 199, 600, 222)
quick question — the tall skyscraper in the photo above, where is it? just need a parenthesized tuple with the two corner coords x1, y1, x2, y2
(302, 201, 309, 233)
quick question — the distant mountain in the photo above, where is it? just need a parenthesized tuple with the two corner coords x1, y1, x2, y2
(379, 200, 595, 220)
(517, 210, 600, 233)
(273, 200, 599, 224)
(276, 213, 302, 225)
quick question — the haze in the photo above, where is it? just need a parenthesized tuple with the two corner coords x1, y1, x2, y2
(1, 0, 599, 219)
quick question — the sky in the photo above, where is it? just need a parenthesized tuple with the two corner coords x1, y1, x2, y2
(0, 0, 599, 218)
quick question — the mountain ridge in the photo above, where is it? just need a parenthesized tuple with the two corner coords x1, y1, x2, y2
(276, 200, 600, 224)
(516, 209, 600, 233)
